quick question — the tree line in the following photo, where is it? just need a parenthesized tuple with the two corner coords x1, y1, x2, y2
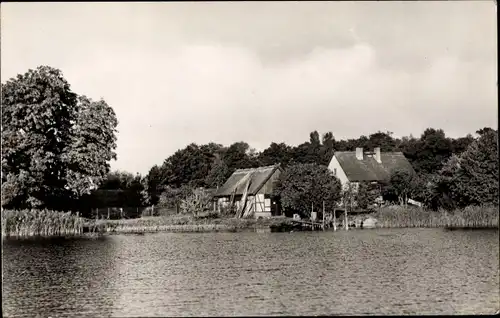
(2, 66, 498, 216)
(136, 127, 497, 214)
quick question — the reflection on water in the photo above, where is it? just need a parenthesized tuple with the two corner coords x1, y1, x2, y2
(2, 229, 499, 316)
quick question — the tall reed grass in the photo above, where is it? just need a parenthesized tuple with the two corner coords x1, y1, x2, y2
(2, 209, 85, 238)
(372, 205, 499, 229)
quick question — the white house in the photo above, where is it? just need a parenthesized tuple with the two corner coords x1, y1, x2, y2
(328, 147, 415, 189)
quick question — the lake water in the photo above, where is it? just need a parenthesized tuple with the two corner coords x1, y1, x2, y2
(2, 228, 499, 316)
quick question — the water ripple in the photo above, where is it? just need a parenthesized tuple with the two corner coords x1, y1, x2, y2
(2, 228, 499, 316)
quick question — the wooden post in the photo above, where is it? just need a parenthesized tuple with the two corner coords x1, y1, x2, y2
(96, 208, 99, 221)
(333, 207, 337, 231)
(344, 199, 349, 231)
(322, 201, 325, 231)
(107, 208, 110, 220)
(77, 212, 80, 234)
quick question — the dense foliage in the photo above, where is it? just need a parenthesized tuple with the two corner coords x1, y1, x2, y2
(180, 188, 213, 216)
(387, 129, 498, 210)
(273, 163, 342, 217)
(1, 66, 118, 210)
(84, 126, 496, 215)
(2, 67, 496, 216)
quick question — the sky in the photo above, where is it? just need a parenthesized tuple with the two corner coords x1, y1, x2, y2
(1, 1, 497, 175)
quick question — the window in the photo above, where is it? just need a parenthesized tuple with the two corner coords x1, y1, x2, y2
(333, 168, 337, 176)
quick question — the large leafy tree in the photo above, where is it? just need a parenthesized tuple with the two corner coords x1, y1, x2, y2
(62, 96, 118, 198)
(307, 131, 322, 163)
(258, 142, 293, 167)
(273, 163, 342, 217)
(436, 129, 499, 208)
(143, 165, 167, 205)
(367, 131, 397, 152)
(205, 153, 230, 188)
(451, 134, 475, 155)
(84, 171, 145, 208)
(383, 169, 421, 206)
(319, 132, 336, 166)
(398, 135, 420, 165)
(431, 154, 467, 209)
(99, 171, 137, 190)
(293, 131, 323, 165)
(1, 66, 118, 210)
(411, 128, 453, 174)
(458, 129, 498, 205)
(222, 141, 259, 170)
(161, 143, 215, 188)
(290, 142, 312, 164)
(355, 181, 381, 210)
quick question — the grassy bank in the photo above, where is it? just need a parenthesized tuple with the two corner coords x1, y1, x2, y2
(94, 213, 294, 234)
(1, 209, 294, 237)
(372, 205, 499, 229)
(2, 209, 85, 238)
(4, 205, 497, 238)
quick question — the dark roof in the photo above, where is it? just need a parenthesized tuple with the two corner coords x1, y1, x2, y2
(214, 164, 281, 197)
(334, 151, 415, 182)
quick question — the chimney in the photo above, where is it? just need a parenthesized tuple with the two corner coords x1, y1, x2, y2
(374, 147, 381, 163)
(355, 147, 363, 160)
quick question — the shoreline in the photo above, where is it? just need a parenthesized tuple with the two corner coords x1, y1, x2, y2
(3, 206, 498, 239)
(3, 222, 498, 239)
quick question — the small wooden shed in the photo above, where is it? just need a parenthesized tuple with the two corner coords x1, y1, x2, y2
(213, 164, 283, 219)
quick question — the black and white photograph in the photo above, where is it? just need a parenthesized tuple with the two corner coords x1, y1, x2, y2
(1, 1, 498, 316)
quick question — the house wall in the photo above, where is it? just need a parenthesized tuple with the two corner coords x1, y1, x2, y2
(254, 194, 265, 212)
(255, 169, 281, 218)
(252, 193, 273, 218)
(216, 195, 272, 218)
(216, 168, 281, 219)
(217, 197, 229, 207)
(328, 155, 350, 186)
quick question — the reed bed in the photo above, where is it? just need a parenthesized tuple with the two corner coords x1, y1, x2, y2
(2, 209, 85, 238)
(372, 205, 499, 229)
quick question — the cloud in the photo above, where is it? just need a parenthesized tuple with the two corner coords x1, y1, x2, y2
(47, 41, 494, 174)
(1, 2, 496, 174)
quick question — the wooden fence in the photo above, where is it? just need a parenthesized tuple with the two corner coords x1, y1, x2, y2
(91, 206, 183, 219)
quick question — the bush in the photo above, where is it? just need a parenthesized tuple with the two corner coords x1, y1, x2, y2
(2, 209, 84, 237)
(157, 185, 193, 209)
(195, 211, 220, 220)
(180, 188, 212, 216)
(219, 204, 236, 217)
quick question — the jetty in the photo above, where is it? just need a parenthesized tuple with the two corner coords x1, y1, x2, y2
(290, 219, 325, 231)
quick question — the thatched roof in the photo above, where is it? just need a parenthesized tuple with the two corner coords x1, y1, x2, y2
(214, 164, 281, 197)
(335, 151, 414, 182)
